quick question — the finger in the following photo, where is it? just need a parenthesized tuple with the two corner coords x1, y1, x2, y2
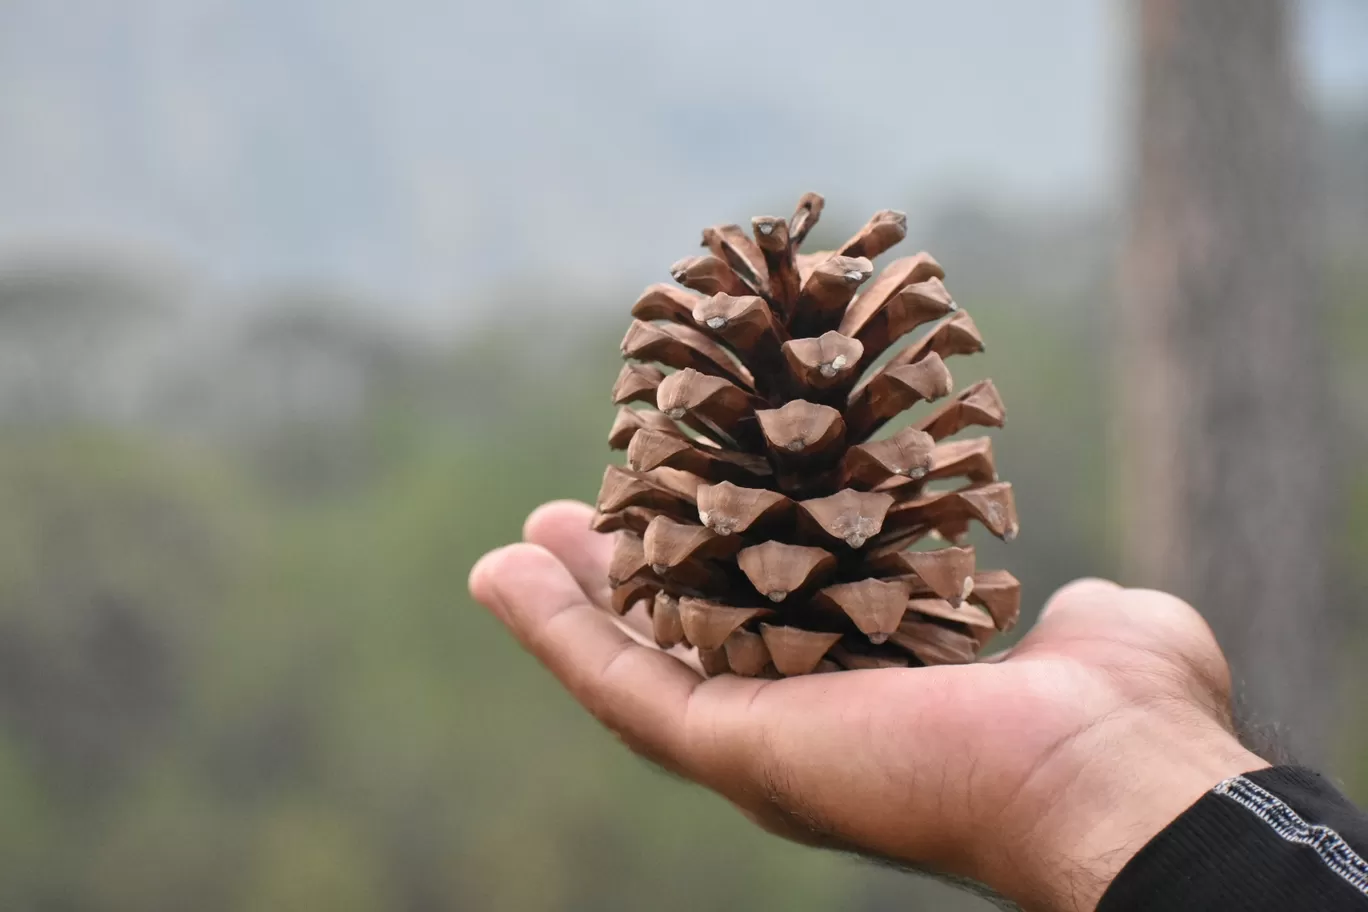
(524, 500, 659, 641)
(523, 500, 614, 611)
(469, 543, 702, 770)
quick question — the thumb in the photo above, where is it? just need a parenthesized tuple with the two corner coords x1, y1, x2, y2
(1038, 577, 1125, 624)
(1013, 578, 1235, 722)
(979, 578, 1121, 663)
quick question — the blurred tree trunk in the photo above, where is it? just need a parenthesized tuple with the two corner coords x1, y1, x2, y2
(1118, 0, 1332, 758)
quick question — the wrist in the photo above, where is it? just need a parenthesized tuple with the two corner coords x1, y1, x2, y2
(978, 707, 1267, 911)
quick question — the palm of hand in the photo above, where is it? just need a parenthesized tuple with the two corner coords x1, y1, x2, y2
(471, 500, 1256, 911)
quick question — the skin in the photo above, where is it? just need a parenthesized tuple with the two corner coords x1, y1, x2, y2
(469, 500, 1268, 911)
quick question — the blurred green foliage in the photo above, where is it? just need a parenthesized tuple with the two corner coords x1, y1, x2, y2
(0, 245, 1362, 911)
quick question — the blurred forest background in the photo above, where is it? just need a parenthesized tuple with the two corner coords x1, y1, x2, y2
(0, 1, 1365, 910)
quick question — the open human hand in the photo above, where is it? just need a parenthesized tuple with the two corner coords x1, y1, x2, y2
(469, 499, 1266, 911)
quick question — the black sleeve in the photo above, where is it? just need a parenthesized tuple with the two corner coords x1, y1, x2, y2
(1098, 767, 1368, 910)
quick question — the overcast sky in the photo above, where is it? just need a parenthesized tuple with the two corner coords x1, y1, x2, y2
(0, 0, 1364, 325)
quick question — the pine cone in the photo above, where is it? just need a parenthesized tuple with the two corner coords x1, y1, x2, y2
(596, 193, 1021, 677)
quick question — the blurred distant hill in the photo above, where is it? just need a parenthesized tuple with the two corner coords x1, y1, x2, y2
(0, 103, 1362, 437)
(1, 0, 1363, 321)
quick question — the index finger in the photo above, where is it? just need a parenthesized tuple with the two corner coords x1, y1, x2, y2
(523, 499, 689, 654)
(469, 543, 705, 772)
